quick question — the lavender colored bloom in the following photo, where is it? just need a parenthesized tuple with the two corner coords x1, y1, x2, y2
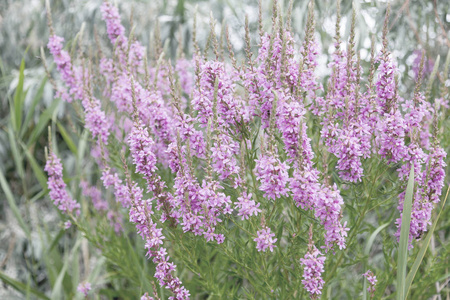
(425, 147, 447, 204)
(141, 293, 155, 300)
(48, 33, 111, 144)
(128, 120, 158, 190)
(64, 221, 72, 229)
(254, 226, 277, 252)
(47, 35, 75, 102)
(376, 53, 397, 114)
(300, 246, 326, 298)
(176, 58, 194, 96)
(107, 211, 124, 234)
(80, 181, 108, 211)
(411, 50, 434, 79)
(210, 133, 240, 181)
(290, 167, 321, 210)
(83, 96, 111, 144)
(315, 184, 349, 250)
(77, 282, 91, 297)
(45, 152, 80, 215)
(235, 192, 261, 220)
(127, 179, 190, 299)
(276, 99, 314, 166)
(245, 32, 299, 127)
(100, 2, 126, 45)
(192, 60, 245, 127)
(376, 110, 408, 163)
(395, 142, 446, 248)
(254, 153, 289, 201)
(330, 127, 365, 182)
(291, 165, 348, 251)
(363, 270, 377, 297)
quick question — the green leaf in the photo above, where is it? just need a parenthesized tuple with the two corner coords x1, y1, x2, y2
(22, 142, 48, 190)
(27, 98, 60, 146)
(48, 229, 65, 253)
(396, 166, 415, 300)
(21, 77, 47, 138)
(57, 122, 78, 155)
(14, 58, 26, 132)
(425, 55, 440, 100)
(363, 223, 389, 300)
(404, 186, 449, 298)
(364, 223, 390, 256)
(51, 238, 81, 300)
(7, 124, 24, 179)
(30, 189, 46, 203)
(0, 271, 50, 300)
(0, 169, 31, 238)
(71, 245, 80, 296)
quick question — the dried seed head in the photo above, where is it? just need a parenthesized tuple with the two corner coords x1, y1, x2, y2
(334, 0, 341, 53)
(154, 19, 162, 59)
(286, 0, 294, 33)
(382, 3, 391, 54)
(225, 25, 237, 69)
(413, 51, 426, 106)
(209, 12, 220, 60)
(45, 0, 54, 36)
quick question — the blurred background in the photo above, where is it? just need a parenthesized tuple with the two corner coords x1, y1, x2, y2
(0, 0, 448, 298)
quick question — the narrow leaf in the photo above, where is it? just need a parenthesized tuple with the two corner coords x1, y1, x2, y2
(0, 271, 50, 300)
(22, 143, 48, 190)
(57, 122, 78, 155)
(364, 223, 390, 256)
(0, 169, 31, 238)
(396, 166, 415, 300)
(27, 98, 60, 146)
(363, 223, 389, 300)
(21, 77, 47, 138)
(51, 238, 81, 300)
(7, 124, 24, 179)
(404, 185, 449, 298)
(14, 59, 25, 132)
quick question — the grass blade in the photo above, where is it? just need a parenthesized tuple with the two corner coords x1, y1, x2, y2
(365, 223, 390, 256)
(0, 169, 31, 238)
(48, 229, 65, 253)
(7, 123, 24, 179)
(396, 166, 415, 300)
(21, 77, 47, 138)
(27, 98, 60, 146)
(425, 55, 440, 100)
(22, 142, 48, 190)
(13, 58, 25, 132)
(57, 122, 78, 155)
(363, 223, 389, 300)
(51, 237, 81, 300)
(0, 271, 50, 300)
(404, 185, 450, 298)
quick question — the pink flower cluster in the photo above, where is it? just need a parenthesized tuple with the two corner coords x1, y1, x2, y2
(77, 282, 92, 297)
(254, 153, 290, 201)
(235, 192, 261, 220)
(254, 226, 277, 252)
(300, 246, 326, 298)
(363, 270, 377, 297)
(45, 152, 80, 215)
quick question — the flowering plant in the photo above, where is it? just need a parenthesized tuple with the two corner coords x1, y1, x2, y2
(37, 0, 449, 299)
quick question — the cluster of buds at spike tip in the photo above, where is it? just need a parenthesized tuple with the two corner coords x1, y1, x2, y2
(363, 270, 377, 298)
